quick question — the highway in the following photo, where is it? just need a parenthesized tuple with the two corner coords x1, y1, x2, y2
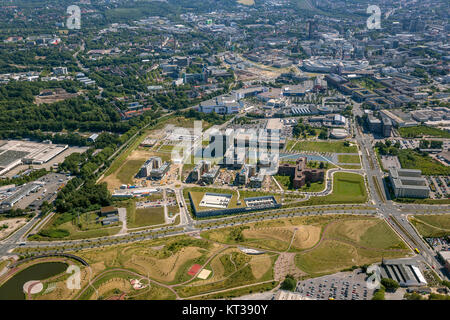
(0, 103, 448, 282)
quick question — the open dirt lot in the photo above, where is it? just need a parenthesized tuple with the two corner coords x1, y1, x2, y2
(0, 218, 27, 240)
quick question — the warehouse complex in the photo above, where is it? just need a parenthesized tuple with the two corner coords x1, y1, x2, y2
(0, 140, 68, 175)
(380, 259, 427, 287)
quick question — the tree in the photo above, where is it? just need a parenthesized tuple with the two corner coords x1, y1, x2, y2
(381, 278, 399, 292)
(404, 292, 423, 300)
(318, 131, 328, 140)
(372, 287, 386, 300)
(280, 275, 296, 291)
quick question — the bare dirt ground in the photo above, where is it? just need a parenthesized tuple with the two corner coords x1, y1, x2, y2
(0, 218, 27, 240)
(101, 149, 155, 191)
(34, 89, 79, 105)
(273, 252, 307, 281)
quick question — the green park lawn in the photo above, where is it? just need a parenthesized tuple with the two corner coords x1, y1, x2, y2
(338, 154, 361, 164)
(285, 172, 367, 207)
(291, 141, 358, 154)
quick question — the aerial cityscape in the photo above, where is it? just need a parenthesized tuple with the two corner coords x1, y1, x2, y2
(0, 0, 449, 305)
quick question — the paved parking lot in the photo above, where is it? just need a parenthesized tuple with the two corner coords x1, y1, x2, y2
(296, 269, 375, 300)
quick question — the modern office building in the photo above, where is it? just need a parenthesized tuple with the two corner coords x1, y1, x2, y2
(277, 157, 324, 189)
(198, 94, 243, 114)
(201, 165, 220, 185)
(137, 157, 169, 180)
(389, 168, 429, 198)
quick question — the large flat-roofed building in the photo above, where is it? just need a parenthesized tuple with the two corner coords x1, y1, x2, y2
(278, 157, 324, 189)
(100, 206, 119, 217)
(1, 182, 41, 208)
(389, 168, 429, 198)
(0, 140, 68, 175)
(265, 118, 284, 133)
(380, 259, 427, 287)
(198, 95, 242, 114)
(438, 251, 450, 273)
(352, 89, 378, 102)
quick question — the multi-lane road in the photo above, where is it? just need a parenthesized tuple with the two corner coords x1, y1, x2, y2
(1, 104, 449, 281)
(353, 102, 449, 280)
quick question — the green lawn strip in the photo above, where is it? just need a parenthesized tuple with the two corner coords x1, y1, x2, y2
(394, 198, 450, 205)
(291, 141, 358, 154)
(338, 154, 361, 164)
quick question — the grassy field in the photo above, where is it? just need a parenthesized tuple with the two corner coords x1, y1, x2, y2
(399, 126, 450, 139)
(295, 218, 410, 275)
(22, 214, 410, 300)
(116, 159, 146, 185)
(398, 150, 450, 176)
(274, 175, 325, 192)
(291, 141, 358, 154)
(410, 215, 450, 238)
(30, 211, 122, 241)
(338, 154, 361, 164)
(201, 214, 409, 277)
(127, 202, 166, 228)
(158, 144, 175, 152)
(284, 172, 367, 207)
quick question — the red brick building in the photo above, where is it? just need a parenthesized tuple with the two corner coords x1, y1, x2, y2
(277, 157, 325, 189)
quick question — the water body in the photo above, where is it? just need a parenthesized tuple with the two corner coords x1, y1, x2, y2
(0, 262, 68, 300)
